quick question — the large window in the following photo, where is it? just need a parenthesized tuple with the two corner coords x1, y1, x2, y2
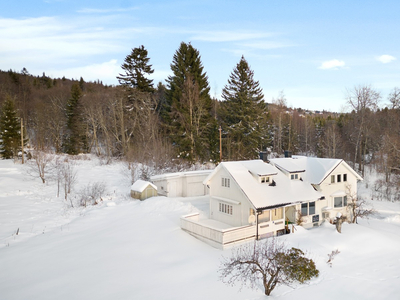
(259, 210, 270, 223)
(219, 203, 233, 215)
(301, 201, 315, 215)
(334, 196, 348, 208)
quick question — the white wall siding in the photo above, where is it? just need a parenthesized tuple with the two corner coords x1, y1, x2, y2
(151, 170, 211, 197)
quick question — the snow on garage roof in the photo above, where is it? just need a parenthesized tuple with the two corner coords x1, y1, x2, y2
(131, 180, 157, 193)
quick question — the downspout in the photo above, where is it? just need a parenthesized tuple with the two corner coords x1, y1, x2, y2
(256, 210, 260, 240)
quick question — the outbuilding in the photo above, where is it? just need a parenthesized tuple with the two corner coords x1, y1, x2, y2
(150, 170, 212, 197)
(130, 180, 158, 200)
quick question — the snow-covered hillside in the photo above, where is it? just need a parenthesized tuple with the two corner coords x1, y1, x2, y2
(1, 157, 400, 299)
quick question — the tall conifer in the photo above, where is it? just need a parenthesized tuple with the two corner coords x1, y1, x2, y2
(64, 83, 87, 154)
(219, 56, 268, 160)
(0, 96, 22, 159)
(117, 45, 154, 93)
(166, 42, 216, 162)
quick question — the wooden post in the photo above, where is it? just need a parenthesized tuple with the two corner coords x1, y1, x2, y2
(219, 125, 222, 162)
(21, 118, 24, 164)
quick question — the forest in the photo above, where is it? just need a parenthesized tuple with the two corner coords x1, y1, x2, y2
(0, 42, 399, 200)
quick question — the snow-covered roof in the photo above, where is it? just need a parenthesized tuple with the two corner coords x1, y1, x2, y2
(268, 158, 305, 173)
(131, 180, 157, 193)
(270, 156, 362, 184)
(208, 160, 323, 210)
(241, 160, 278, 176)
(150, 170, 212, 181)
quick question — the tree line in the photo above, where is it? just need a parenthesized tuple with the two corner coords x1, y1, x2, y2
(1, 42, 400, 189)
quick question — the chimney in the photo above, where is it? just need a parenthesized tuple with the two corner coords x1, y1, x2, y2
(259, 151, 268, 162)
(284, 150, 292, 158)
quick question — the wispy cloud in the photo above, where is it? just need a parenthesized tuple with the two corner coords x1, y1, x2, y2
(319, 59, 346, 70)
(376, 54, 396, 64)
(49, 59, 121, 83)
(77, 7, 139, 14)
(191, 31, 274, 42)
(240, 41, 294, 50)
(0, 16, 138, 69)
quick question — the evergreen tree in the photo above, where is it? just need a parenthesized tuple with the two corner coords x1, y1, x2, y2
(219, 56, 267, 160)
(166, 42, 217, 162)
(63, 83, 87, 154)
(117, 45, 155, 93)
(0, 96, 21, 159)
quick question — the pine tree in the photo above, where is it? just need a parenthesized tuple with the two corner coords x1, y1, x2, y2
(219, 56, 268, 160)
(166, 42, 217, 162)
(117, 45, 155, 93)
(0, 96, 22, 159)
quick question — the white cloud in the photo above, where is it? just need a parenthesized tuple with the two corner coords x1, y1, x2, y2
(319, 59, 346, 70)
(48, 59, 121, 84)
(376, 54, 396, 64)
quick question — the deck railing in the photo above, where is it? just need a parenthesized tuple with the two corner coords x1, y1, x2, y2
(180, 213, 256, 249)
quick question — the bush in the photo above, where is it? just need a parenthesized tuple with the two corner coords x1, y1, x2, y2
(78, 181, 106, 207)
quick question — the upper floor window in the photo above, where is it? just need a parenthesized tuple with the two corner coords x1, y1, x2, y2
(260, 176, 270, 183)
(331, 174, 347, 184)
(291, 173, 299, 180)
(337, 174, 341, 182)
(221, 177, 230, 188)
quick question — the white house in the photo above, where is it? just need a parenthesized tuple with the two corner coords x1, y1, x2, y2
(269, 156, 363, 228)
(180, 156, 362, 249)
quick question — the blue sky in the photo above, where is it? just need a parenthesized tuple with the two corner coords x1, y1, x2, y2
(1, 0, 399, 111)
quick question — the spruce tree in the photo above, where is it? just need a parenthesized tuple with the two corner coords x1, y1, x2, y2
(117, 45, 155, 93)
(0, 96, 22, 159)
(64, 83, 87, 155)
(219, 56, 268, 160)
(166, 42, 217, 162)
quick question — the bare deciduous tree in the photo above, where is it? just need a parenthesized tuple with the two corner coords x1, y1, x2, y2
(219, 238, 319, 296)
(346, 184, 376, 223)
(61, 158, 77, 207)
(346, 85, 380, 175)
(26, 150, 53, 183)
(388, 87, 400, 109)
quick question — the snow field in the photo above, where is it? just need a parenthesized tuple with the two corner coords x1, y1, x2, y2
(1, 157, 400, 299)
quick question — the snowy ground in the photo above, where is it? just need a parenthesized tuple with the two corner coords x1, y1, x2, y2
(1, 157, 400, 299)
